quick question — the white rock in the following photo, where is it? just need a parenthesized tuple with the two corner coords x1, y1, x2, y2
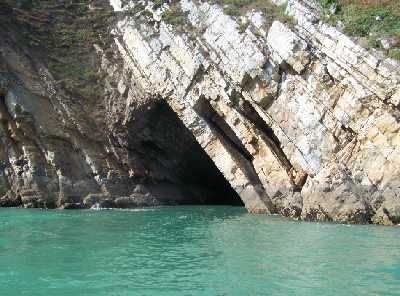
(109, 0, 123, 11)
(267, 21, 309, 73)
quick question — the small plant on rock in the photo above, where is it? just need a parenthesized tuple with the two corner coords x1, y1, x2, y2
(237, 23, 249, 33)
(133, 3, 146, 13)
(14, 104, 22, 114)
(152, 0, 164, 10)
(368, 37, 382, 48)
(160, 8, 188, 26)
(77, 3, 88, 14)
(389, 50, 400, 59)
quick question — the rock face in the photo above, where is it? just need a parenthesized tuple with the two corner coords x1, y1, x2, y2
(0, 40, 244, 209)
(0, 0, 399, 225)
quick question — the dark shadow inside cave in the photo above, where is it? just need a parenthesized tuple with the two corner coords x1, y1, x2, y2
(128, 99, 244, 207)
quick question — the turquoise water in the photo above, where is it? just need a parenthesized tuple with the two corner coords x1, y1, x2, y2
(1, 206, 399, 295)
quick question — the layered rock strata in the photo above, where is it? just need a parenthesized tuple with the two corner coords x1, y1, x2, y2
(0, 41, 243, 209)
(0, 0, 399, 225)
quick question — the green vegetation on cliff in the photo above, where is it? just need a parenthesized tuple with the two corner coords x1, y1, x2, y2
(1, 0, 116, 105)
(316, 0, 400, 56)
(216, 0, 293, 27)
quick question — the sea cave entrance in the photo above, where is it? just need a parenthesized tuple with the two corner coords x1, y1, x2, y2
(129, 99, 244, 207)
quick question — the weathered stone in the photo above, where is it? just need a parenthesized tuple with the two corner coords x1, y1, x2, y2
(0, 190, 21, 207)
(371, 207, 394, 226)
(301, 162, 371, 223)
(267, 21, 310, 74)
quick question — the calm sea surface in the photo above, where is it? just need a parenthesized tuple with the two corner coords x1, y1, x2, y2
(1, 206, 399, 295)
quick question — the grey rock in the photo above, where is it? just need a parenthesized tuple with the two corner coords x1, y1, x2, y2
(329, 4, 337, 15)
(337, 20, 345, 30)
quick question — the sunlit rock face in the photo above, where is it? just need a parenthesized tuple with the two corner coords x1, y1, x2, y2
(0, 0, 399, 224)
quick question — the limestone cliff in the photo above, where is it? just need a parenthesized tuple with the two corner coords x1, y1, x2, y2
(0, 0, 399, 225)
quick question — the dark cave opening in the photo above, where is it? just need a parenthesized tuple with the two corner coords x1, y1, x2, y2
(134, 99, 244, 207)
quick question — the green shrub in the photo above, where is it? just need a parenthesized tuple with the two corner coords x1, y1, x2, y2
(142, 32, 159, 41)
(133, 3, 146, 13)
(224, 5, 241, 16)
(368, 37, 382, 48)
(76, 29, 94, 43)
(327, 4, 399, 38)
(133, 18, 148, 29)
(389, 50, 400, 59)
(314, 0, 341, 12)
(76, 88, 95, 95)
(160, 9, 188, 25)
(28, 40, 39, 47)
(49, 58, 93, 80)
(376, 14, 400, 34)
(160, 10, 173, 23)
(343, 15, 375, 36)
(315, 0, 333, 6)
(77, 3, 88, 14)
(14, 104, 22, 114)
(237, 23, 249, 33)
(152, 0, 164, 10)
(228, 0, 253, 6)
(20, 0, 34, 10)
